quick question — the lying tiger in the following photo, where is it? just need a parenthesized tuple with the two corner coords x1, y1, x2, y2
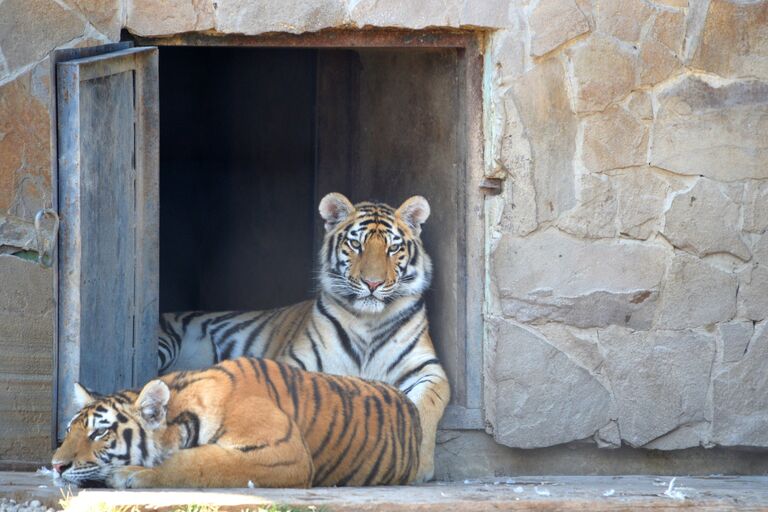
(159, 193, 449, 482)
(52, 357, 421, 488)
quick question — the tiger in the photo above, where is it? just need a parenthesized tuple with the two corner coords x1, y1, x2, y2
(158, 193, 449, 482)
(51, 357, 421, 488)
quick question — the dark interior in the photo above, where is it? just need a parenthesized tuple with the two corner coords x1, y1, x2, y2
(159, 46, 464, 400)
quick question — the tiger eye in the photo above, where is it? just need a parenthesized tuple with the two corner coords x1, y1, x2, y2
(348, 239, 361, 250)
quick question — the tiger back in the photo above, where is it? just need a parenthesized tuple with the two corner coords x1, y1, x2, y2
(52, 357, 421, 488)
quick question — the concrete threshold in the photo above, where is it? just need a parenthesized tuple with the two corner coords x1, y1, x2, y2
(2, 472, 768, 511)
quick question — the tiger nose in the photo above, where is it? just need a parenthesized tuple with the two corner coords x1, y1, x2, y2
(363, 279, 384, 292)
(53, 462, 72, 475)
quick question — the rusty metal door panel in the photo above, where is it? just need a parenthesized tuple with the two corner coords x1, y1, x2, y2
(55, 45, 159, 440)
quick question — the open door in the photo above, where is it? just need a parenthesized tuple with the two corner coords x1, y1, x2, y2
(54, 43, 159, 440)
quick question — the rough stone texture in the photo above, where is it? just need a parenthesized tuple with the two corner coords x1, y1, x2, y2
(487, 318, 613, 448)
(67, 0, 122, 40)
(218, 0, 347, 35)
(743, 180, 768, 234)
(737, 235, 768, 322)
(556, 174, 616, 239)
(712, 322, 768, 446)
(0, 65, 52, 216)
(0, 215, 36, 252)
(639, 9, 685, 86)
(595, 0, 653, 44)
(529, 0, 590, 57)
(492, 229, 666, 329)
(718, 321, 753, 363)
(126, 0, 215, 36)
(0, 0, 85, 73)
(610, 168, 671, 240)
(599, 326, 715, 448)
(663, 179, 750, 261)
(655, 252, 737, 329)
(581, 105, 649, 173)
(510, 59, 576, 223)
(0, 255, 53, 465)
(626, 91, 653, 120)
(567, 37, 636, 112)
(651, 76, 768, 181)
(690, 0, 768, 81)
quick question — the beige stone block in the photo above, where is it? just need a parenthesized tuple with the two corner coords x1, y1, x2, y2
(510, 59, 576, 222)
(718, 321, 754, 363)
(0, 0, 85, 71)
(712, 322, 768, 446)
(567, 37, 636, 112)
(126, 0, 214, 36)
(651, 76, 768, 181)
(737, 235, 768, 321)
(600, 326, 715, 448)
(459, 0, 512, 27)
(691, 0, 768, 81)
(529, 0, 590, 57)
(651, 0, 687, 7)
(348, 0, 459, 30)
(595, 0, 653, 44)
(556, 174, 617, 239)
(486, 318, 613, 448)
(0, 67, 51, 215)
(68, 0, 122, 40)
(626, 90, 652, 120)
(639, 9, 684, 86)
(582, 105, 648, 173)
(656, 252, 737, 329)
(610, 168, 670, 240)
(743, 180, 768, 234)
(663, 179, 750, 261)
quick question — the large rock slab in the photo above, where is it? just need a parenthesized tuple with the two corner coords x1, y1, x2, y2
(595, 0, 653, 44)
(348, 0, 459, 29)
(582, 105, 649, 173)
(68, 0, 122, 40)
(639, 9, 684, 86)
(218, 0, 346, 35)
(655, 252, 737, 329)
(566, 37, 636, 112)
(611, 168, 671, 240)
(510, 59, 576, 223)
(651, 76, 768, 181)
(556, 174, 617, 239)
(743, 180, 768, 234)
(599, 326, 715, 448)
(663, 179, 750, 261)
(0, 66, 51, 215)
(718, 321, 753, 363)
(486, 318, 613, 448)
(492, 229, 667, 329)
(529, 0, 590, 57)
(126, 0, 214, 36)
(690, 0, 768, 81)
(712, 322, 768, 446)
(0, 0, 84, 72)
(737, 235, 768, 322)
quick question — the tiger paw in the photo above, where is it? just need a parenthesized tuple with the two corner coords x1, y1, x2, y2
(108, 466, 158, 488)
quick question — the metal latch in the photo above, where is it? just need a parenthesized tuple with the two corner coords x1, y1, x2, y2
(34, 209, 59, 268)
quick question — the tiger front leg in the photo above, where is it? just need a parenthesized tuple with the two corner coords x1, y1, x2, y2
(403, 361, 450, 483)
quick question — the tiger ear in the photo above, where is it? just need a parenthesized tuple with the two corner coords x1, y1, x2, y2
(396, 196, 430, 235)
(136, 380, 170, 428)
(319, 193, 355, 232)
(73, 382, 95, 409)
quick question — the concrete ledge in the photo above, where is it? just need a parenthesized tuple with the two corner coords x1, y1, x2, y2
(3, 472, 768, 511)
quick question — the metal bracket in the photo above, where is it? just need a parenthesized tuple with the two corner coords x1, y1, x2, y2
(34, 208, 59, 268)
(479, 177, 503, 196)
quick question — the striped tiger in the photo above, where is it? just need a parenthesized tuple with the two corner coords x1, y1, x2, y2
(51, 357, 421, 488)
(158, 193, 449, 482)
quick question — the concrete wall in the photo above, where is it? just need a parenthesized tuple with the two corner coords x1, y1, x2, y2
(1, 0, 767, 471)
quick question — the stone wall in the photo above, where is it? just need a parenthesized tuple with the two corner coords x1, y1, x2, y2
(0, 0, 766, 468)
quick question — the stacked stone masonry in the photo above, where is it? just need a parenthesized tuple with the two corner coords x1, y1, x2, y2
(0, 0, 766, 463)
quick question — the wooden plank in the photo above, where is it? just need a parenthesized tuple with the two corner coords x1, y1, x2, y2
(56, 46, 159, 440)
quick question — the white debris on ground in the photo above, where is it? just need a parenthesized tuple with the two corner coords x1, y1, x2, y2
(534, 486, 551, 496)
(0, 498, 56, 512)
(513, 486, 525, 493)
(662, 477, 687, 501)
(602, 489, 615, 497)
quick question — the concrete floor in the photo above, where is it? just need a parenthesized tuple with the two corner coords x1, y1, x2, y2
(3, 472, 768, 511)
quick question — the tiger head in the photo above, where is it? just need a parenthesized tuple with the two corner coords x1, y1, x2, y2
(51, 380, 171, 487)
(318, 193, 432, 314)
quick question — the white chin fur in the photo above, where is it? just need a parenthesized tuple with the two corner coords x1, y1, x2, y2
(354, 297, 386, 314)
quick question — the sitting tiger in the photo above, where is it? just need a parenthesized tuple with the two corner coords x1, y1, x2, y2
(52, 357, 421, 488)
(159, 193, 449, 482)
